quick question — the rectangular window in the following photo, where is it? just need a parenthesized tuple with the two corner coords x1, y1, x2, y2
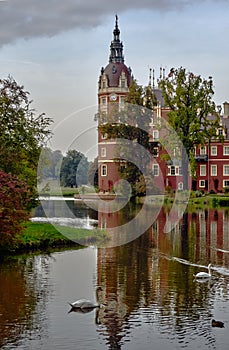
(211, 146, 217, 156)
(200, 165, 206, 176)
(120, 96, 125, 106)
(168, 166, 175, 175)
(173, 147, 181, 157)
(101, 133, 107, 139)
(101, 147, 106, 157)
(153, 164, 159, 176)
(218, 129, 223, 136)
(101, 164, 107, 176)
(102, 97, 106, 105)
(200, 146, 206, 155)
(153, 130, 159, 140)
(121, 79, 126, 88)
(224, 165, 229, 175)
(223, 180, 229, 187)
(211, 165, 217, 176)
(224, 146, 229, 155)
(199, 180, 205, 188)
(153, 147, 159, 157)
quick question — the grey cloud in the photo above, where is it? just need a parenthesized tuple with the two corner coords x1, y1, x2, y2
(0, 0, 225, 47)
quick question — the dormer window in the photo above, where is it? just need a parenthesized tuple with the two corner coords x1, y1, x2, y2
(120, 71, 127, 88)
(121, 79, 126, 88)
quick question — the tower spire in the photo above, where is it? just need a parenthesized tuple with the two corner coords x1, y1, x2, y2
(109, 15, 124, 64)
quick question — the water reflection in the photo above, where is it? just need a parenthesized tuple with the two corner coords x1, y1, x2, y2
(95, 208, 229, 349)
(32, 199, 98, 229)
(1, 205, 229, 349)
(0, 255, 51, 348)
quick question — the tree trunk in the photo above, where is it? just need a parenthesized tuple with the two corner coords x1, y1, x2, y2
(182, 151, 189, 191)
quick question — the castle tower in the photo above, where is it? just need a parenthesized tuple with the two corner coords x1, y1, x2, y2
(97, 16, 133, 193)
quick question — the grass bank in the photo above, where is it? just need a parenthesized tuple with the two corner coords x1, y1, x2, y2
(5, 222, 110, 253)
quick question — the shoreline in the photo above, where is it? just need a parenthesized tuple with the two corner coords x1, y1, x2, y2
(0, 222, 109, 255)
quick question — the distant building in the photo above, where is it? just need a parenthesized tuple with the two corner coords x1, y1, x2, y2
(97, 16, 229, 194)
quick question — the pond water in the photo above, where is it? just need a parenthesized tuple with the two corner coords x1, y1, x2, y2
(1, 200, 229, 349)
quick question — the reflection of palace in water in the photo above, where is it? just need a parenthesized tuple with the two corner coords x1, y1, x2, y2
(96, 206, 229, 348)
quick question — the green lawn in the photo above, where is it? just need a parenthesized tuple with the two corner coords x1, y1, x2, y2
(15, 221, 109, 251)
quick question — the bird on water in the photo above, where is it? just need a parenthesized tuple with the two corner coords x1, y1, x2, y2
(68, 286, 103, 311)
(194, 263, 212, 279)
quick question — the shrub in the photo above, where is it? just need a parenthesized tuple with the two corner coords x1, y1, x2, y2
(0, 170, 31, 248)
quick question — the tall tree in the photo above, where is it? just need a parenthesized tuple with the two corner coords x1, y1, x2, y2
(60, 150, 89, 187)
(159, 67, 222, 190)
(0, 76, 53, 198)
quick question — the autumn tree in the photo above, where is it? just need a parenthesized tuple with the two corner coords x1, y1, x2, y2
(0, 170, 31, 249)
(159, 67, 222, 190)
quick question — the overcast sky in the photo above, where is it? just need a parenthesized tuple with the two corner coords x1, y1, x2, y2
(0, 0, 229, 159)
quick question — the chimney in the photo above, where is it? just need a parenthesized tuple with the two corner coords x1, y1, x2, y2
(223, 101, 229, 118)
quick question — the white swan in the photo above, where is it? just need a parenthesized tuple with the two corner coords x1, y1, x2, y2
(194, 263, 212, 279)
(68, 286, 102, 310)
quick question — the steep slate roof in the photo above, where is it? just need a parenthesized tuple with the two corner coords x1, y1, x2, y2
(103, 62, 132, 88)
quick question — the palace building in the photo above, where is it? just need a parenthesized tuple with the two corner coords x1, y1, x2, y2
(97, 15, 133, 193)
(97, 16, 229, 195)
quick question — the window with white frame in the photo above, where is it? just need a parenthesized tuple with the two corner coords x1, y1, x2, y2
(178, 182, 183, 190)
(200, 146, 206, 155)
(224, 165, 229, 175)
(101, 217, 107, 229)
(211, 146, 217, 156)
(101, 164, 107, 176)
(152, 164, 159, 176)
(121, 79, 126, 88)
(101, 133, 107, 139)
(218, 128, 223, 136)
(168, 166, 175, 175)
(199, 180, 205, 188)
(211, 164, 217, 176)
(224, 146, 229, 155)
(153, 130, 159, 140)
(223, 180, 229, 187)
(101, 147, 106, 157)
(173, 147, 181, 157)
(200, 165, 206, 176)
(102, 97, 106, 105)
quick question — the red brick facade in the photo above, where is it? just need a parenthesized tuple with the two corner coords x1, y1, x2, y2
(97, 17, 229, 195)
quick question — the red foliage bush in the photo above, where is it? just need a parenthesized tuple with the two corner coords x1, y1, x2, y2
(0, 170, 30, 248)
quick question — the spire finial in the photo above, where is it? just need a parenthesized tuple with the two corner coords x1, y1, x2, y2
(149, 67, 152, 87)
(109, 15, 124, 63)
